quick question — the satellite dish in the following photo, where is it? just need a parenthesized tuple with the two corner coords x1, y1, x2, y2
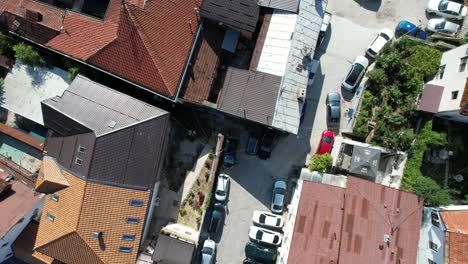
(454, 174, 464, 183)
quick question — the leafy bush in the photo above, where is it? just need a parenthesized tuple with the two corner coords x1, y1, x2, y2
(353, 91, 377, 139)
(208, 149, 214, 160)
(406, 45, 442, 78)
(308, 154, 333, 172)
(179, 207, 187, 217)
(68, 66, 80, 82)
(0, 78, 4, 92)
(13, 43, 44, 68)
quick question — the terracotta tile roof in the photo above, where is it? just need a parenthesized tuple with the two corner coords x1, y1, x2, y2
(34, 157, 151, 264)
(35, 157, 69, 194)
(0, 0, 65, 31)
(440, 211, 468, 234)
(182, 21, 223, 104)
(447, 232, 468, 264)
(32, 251, 55, 264)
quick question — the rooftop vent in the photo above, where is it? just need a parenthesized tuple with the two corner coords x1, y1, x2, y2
(108, 120, 117, 129)
(93, 231, 102, 239)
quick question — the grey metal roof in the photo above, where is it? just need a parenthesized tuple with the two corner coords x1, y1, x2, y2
(153, 234, 195, 264)
(200, 0, 259, 33)
(349, 145, 381, 179)
(217, 67, 281, 126)
(42, 75, 168, 136)
(257, 0, 299, 13)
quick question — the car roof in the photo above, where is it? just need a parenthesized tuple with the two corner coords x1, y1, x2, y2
(203, 239, 216, 249)
(446, 1, 462, 12)
(327, 92, 340, 102)
(217, 176, 228, 191)
(273, 193, 284, 205)
(354, 56, 369, 67)
(330, 106, 340, 118)
(274, 180, 286, 189)
(380, 28, 394, 38)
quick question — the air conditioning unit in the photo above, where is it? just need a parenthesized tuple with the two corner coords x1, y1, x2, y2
(297, 88, 306, 101)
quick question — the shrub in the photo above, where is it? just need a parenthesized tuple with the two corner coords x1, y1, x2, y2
(0, 78, 4, 92)
(179, 207, 187, 217)
(406, 45, 442, 78)
(13, 43, 44, 68)
(68, 66, 79, 82)
(308, 153, 333, 172)
(366, 68, 387, 94)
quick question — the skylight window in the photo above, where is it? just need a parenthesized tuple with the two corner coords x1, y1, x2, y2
(122, 234, 136, 241)
(126, 217, 140, 224)
(119, 246, 133, 253)
(129, 200, 144, 207)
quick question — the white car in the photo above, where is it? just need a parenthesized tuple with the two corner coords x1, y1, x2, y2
(201, 239, 216, 264)
(215, 173, 230, 202)
(366, 28, 393, 58)
(248, 226, 283, 247)
(427, 18, 460, 35)
(252, 210, 284, 229)
(271, 180, 286, 214)
(342, 56, 369, 91)
(427, 0, 467, 20)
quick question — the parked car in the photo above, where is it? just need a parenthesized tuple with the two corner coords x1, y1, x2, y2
(366, 28, 394, 58)
(316, 130, 335, 155)
(271, 180, 286, 214)
(427, 0, 467, 20)
(427, 18, 460, 35)
(245, 132, 260, 155)
(317, 11, 332, 47)
(208, 203, 224, 233)
(201, 239, 216, 264)
(395, 20, 428, 40)
(223, 138, 237, 168)
(252, 210, 284, 229)
(307, 59, 320, 86)
(245, 242, 277, 264)
(342, 56, 368, 91)
(215, 173, 230, 202)
(258, 128, 275, 160)
(326, 92, 341, 124)
(248, 226, 283, 247)
(243, 259, 262, 264)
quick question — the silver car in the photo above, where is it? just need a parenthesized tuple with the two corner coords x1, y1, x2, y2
(427, 0, 467, 20)
(271, 180, 286, 214)
(427, 18, 460, 36)
(201, 239, 216, 264)
(326, 92, 341, 124)
(215, 174, 230, 202)
(342, 56, 369, 91)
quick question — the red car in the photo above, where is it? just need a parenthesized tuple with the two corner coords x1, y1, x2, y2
(316, 130, 335, 155)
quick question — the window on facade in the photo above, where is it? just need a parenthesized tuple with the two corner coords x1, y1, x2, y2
(126, 217, 140, 224)
(46, 212, 55, 222)
(122, 234, 136, 241)
(50, 194, 59, 202)
(429, 241, 438, 251)
(438, 65, 446, 79)
(452, 91, 459, 100)
(75, 157, 83, 166)
(119, 246, 133, 253)
(428, 259, 437, 264)
(459, 56, 468, 72)
(129, 200, 144, 207)
(78, 145, 85, 154)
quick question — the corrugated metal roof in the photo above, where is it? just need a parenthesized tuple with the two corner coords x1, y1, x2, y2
(42, 75, 168, 136)
(217, 68, 281, 126)
(272, 0, 327, 134)
(200, 0, 259, 33)
(258, 0, 299, 13)
(256, 10, 297, 77)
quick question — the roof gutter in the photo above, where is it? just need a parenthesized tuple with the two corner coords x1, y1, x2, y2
(8, 31, 178, 102)
(174, 19, 203, 102)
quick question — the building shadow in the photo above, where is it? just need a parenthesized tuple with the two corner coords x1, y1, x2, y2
(354, 0, 382, 12)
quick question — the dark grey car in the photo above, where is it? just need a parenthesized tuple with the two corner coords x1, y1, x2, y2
(326, 92, 341, 124)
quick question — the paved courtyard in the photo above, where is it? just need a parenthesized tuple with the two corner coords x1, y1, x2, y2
(212, 1, 429, 263)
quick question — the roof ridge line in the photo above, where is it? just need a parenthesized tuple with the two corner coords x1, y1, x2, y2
(34, 231, 75, 250)
(124, 3, 172, 95)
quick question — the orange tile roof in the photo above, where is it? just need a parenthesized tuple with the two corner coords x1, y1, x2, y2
(440, 211, 468, 234)
(35, 157, 69, 193)
(447, 232, 468, 264)
(34, 156, 151, 264)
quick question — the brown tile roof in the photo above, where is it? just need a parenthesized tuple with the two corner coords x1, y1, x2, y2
(287, 181, 345, 264)
(182, 21, 223, 105)
(0, 0, 65, 31)
(2, 0, 200, 98)
(0, 123, 44, 151)
(34, 157, 151, 264)
(447, 232, 468, 264)
(0, 172, 42, 239)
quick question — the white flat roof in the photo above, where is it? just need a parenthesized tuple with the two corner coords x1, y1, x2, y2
(2, 63, 69, 125)
(256, 10, 297, 77)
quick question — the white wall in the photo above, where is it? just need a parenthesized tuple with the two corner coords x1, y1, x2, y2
(430, 44, 468, 112)
(0, 197, 44, 263)
(417, 208, 445, 264)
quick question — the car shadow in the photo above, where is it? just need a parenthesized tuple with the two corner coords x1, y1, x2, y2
(353, 0, 382, 12)
(341, 86, 355, 102)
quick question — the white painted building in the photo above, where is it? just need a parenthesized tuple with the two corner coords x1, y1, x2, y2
(417, 205, 468, 264)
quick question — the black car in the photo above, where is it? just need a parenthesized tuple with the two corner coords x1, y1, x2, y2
(258, 128, 275, 160)
(208, 203, 224, 233)
(245, 132, 260, 155)
(223, 138, 237, 168)
(245, 242, 277, 264)
(326, 92, 341, 124)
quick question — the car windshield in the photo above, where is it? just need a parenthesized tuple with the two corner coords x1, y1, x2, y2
(216, 190, 225, 196)
(323, 136, 333, 144)
(435, 21, 446, 30)
(275, 188, 285, 195)
(202, 247, 213, 255)
(259, 214, 266, 223)
(273, 204, 282, 210)
(439, 1, 449, 11)
(256, 231, 263, 240)
(346, 64, 365, 86)
(273, 236, 279, 244)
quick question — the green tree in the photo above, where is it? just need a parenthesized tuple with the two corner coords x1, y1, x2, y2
(411, 176, 452, 206)
(406, 45, 442, 78)
(13, 43, 44, 68)
(308, 154, 333, 172)
(366, 68, 388, 94)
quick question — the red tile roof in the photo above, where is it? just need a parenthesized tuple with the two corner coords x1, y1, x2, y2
(0, 123, 44, 151)
(2, 0, 201, 97)
(287, 181, 345, 264)
(447, 232, 468, 264)
(440, 211, 468, 234)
